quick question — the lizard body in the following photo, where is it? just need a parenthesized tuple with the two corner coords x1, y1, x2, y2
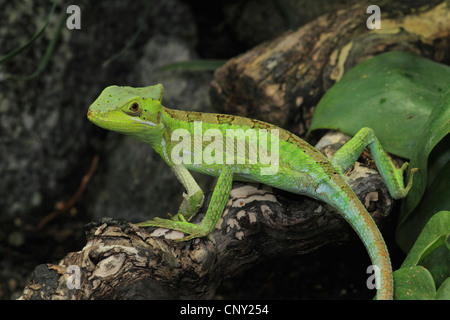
(87, 84, 416, 300)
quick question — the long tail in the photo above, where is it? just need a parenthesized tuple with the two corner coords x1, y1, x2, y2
(334, 185, 394, 300)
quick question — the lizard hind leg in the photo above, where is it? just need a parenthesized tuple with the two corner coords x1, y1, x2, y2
(330, 127, 417, 199)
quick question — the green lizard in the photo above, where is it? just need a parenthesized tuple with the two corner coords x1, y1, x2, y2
(87, 84, 416, 300)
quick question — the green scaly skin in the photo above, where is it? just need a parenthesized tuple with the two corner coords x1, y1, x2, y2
(87, 84, 417, 300)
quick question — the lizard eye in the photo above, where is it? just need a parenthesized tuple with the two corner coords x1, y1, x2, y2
(129, 102, 140, 112)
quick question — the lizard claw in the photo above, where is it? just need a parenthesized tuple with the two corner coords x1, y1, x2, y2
(136, 217, 209, 241)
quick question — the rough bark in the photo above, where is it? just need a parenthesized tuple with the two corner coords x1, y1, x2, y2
(19, 132, 396, 300)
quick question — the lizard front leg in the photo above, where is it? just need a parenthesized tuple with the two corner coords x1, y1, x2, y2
(169, 164, 204, 222)
(137, 165, 234, 241)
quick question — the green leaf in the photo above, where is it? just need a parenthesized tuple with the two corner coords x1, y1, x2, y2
(435, 277, 450, 300)
(397, 88, 450, 235)
(309, 51, 450, 159)
(421, 244, 450, 289)
(400, 211, 450, 288)
(393, 266, 436, 300)
(395, 211, 449, 299)
(401, 211, 450, 268)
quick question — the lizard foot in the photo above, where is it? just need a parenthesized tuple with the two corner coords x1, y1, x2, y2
(136, 218, 208, 242)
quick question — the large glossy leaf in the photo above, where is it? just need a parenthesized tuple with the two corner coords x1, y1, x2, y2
(393, 266, 436, 300)
(435, 277, 450, 300)
(397, 89, 450, 242)
(394, 211, 450, 299)
(400, 211, 450, 287)
(397, 144, 450, 251)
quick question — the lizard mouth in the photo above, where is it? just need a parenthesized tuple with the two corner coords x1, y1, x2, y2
(87, 109, 116, 129)
(87, 110, 107, 127)
(87, 109, 149, 135)
(87, 109, 96, 120)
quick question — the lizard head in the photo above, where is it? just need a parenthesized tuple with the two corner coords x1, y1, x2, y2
(87, 85, 165, 143)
